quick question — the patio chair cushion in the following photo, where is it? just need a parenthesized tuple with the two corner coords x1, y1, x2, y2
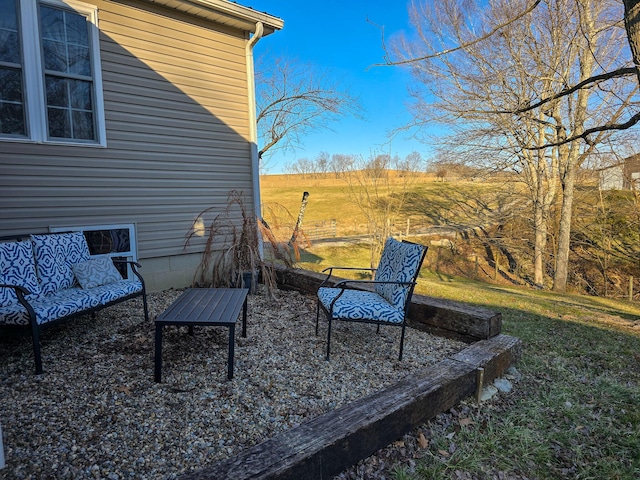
(317, 287, 405, 323)
(374, 237, 425, 309)
(87, 279, 143, 305)
(0, 279, 143, 327)
(31, 233, 91, 295)
(72, 255, 123, 289)
(0, 286, 99, 326)
(0, 241, 41, 305)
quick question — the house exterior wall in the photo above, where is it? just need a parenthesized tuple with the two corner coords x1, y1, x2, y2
(599, 165, 625, 190)
(0, 0, 264, 291)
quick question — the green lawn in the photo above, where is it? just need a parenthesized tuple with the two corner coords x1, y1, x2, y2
(406, 276, 640, 479)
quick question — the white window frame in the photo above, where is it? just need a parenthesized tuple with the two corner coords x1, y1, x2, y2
(2, 0, 107, 146)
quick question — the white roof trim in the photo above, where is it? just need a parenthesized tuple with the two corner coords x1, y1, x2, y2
(139, 0, 284, 34)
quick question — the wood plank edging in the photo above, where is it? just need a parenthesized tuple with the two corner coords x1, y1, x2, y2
(179, 334, 522, 480)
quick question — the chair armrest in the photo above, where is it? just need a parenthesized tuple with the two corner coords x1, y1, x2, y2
(319, 266, 377, 288)
(0, 284, 38, 327)
(112, 259, 142, 268)
(0, 284, 31, 295)
(333, 279, 416, 289)
(111, 260, 145, 285)
(321, 266, 377, 273)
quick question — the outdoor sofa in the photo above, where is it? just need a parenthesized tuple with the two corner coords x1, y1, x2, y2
(0, 232, 148, 374)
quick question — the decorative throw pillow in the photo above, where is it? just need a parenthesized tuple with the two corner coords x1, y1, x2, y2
(31, 232, 91, 295)
(72, 255, 123, 289)
(0, 241, 41, 304)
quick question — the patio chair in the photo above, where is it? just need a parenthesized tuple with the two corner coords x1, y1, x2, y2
(316, 237, 428, 360)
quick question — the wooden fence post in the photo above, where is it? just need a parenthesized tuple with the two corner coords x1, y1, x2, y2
(290, 192, 309, 246)
(629, 276, 634, 301)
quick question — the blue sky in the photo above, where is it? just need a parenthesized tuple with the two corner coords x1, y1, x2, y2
(247, 1, 432, 173)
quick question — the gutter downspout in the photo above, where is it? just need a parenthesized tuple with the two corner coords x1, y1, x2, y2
(246, 22, 264, 229)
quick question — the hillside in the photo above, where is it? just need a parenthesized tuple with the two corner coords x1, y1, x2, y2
(260, 172, 640, 299)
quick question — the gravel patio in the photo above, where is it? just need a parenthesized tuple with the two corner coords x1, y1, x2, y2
(0, 287, 466, 479)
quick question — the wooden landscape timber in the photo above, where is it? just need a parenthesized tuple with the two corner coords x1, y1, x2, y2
(275, 267, 502, 342)
(180, 334, 522, 480)
(177, 268, 518, 479)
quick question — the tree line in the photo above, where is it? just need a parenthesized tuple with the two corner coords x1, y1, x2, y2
(282, 151, 426, 178)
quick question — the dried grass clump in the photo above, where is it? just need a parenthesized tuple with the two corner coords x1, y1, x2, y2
(186, 190, 298, 294)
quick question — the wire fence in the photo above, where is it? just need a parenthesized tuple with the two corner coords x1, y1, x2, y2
(304, 220, 337, 240)
(302, 218, 457, 241)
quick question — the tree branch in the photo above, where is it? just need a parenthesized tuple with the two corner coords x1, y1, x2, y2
(373, 0, 542, 67)
(511, 67, 638, 113)
(525, 110, 640, 150)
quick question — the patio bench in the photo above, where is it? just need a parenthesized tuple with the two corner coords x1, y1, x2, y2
(0, 232, 149, 374)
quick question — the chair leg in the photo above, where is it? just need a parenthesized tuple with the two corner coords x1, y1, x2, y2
(30, 323, 43, 375)
(398, 323, 406, 361)
(326, 317, 332, 361)
(315, 301, 320, 336)
(376, 324, 380, 334)
(141, 291, 150, 323)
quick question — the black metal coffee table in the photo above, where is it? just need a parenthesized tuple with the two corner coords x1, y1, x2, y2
(154, 288, 248, 382)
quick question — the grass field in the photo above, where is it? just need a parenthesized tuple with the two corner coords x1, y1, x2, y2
(260, 173, 368, 220)
(260, 171, 461, 237)
(261, 174, 640, 479)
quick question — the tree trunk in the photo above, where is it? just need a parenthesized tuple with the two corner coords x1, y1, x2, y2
(553, 161, 577, 292)
(533, 200, 547, 287)
(623, 0, 640, 85)
(553, 0, 598, 293)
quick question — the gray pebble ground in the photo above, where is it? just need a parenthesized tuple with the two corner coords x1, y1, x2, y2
(0, 287, 466, 479)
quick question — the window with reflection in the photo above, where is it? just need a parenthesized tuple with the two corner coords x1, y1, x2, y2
(41, 5, 95, 140)
(0, 0, 105, 145)
(0, 0, 26, 136)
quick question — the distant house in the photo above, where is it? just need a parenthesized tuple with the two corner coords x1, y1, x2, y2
(599, 163, 625, 190)
(598, 154, 640, 191)
(0, 0, 283, 291)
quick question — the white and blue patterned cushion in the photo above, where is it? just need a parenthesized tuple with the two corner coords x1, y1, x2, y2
(31, 233, 90, 295)
(318, 287, 405, 323)
(374, 238, 425, 309)
(72, 255, 123, 289)
(0, 241, 41, 306)
(87, 279, 143, 305)
(0, 286, 99, 326)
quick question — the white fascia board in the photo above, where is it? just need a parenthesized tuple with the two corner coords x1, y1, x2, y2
(138, 0, 284, 35)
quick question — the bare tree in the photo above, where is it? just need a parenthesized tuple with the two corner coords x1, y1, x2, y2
(391, 0, 637, 291)
(256, 56, 361, 166)
(377, 0, 640, 135)
(344, 153, 420, 266)
(315, 151, 331, 175)
(330, 153, 356, 177)
(284, 157, 314, 178)
(398, 151, 424, 175)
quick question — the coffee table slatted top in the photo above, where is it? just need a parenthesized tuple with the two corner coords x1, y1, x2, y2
(155, 288, 248, 327)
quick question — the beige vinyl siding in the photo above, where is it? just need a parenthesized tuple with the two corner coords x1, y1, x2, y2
(0, 0, 257, 261)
